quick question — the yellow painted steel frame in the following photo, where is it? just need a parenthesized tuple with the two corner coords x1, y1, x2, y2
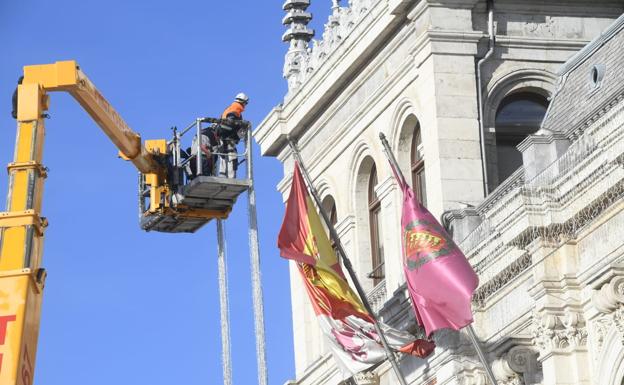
(0, 61, 167, 385)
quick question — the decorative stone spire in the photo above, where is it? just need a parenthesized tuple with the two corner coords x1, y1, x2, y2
(282, 0, 314, 91)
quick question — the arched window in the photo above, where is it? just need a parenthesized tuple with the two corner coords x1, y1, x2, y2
(367, 164, 384, 285)
(411, 124, 426, 206)
(495, 92, 548, 183)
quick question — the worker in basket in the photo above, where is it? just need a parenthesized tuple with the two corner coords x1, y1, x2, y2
(216, 92, 249, 178)
(188, 126, 218, 178)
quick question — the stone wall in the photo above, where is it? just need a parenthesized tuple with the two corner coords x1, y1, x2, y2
(254, 0, 624, 383)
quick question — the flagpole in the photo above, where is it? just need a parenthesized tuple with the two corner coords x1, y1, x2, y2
(466, 325, 499, 385)
(287, 137, 409, 385)
(378, 132, 499, 385)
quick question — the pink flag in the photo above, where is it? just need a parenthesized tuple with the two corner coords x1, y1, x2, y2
(390, 163, 479, 337)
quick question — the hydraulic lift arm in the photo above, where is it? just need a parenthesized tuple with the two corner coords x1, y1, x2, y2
(20, 61, 160, 173)
(0, 61, 164, 385)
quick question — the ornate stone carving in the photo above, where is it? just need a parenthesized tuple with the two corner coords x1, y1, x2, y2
(492, 346, 541, 385)
(522, 15, 555, 37)
(592, 276, 624, 313)
(352, 370, 379, 385)
(282, 0, 314, 91)
(614, 305, 624, 342)
(282, 0, 375, 91)
(458, 367, 487, 385)
(492, 358, 523, 385)
(592, 275, 624, 348)
(366, 279, 387, 314)
(533, 311, 587, 355)
(591, 315, 613, 361)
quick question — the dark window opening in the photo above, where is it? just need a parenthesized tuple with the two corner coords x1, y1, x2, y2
(495, 92, 549, 183)
(368, 164, 384, 285)
(411, 123, 426, 206)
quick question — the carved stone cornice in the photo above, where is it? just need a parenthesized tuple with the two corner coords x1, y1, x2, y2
(472, 253, 532, 309)
(592, 274, 624, 314)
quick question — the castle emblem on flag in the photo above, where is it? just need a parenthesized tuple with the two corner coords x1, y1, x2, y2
(403, 219, 454, 271)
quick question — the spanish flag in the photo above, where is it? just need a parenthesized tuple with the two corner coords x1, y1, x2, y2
(278, 163, 434, 376)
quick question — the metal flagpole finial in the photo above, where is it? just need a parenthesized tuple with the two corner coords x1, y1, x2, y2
(378, 132, 409, 189)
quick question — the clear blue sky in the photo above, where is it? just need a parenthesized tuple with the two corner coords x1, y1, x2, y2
(0, 1, 332, 384)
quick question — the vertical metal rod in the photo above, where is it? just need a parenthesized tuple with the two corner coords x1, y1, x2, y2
(196, 118, 202, 176)
(216, 219, 232, 385)
(286, 137, 409, 385)
(476, 0, 495, 196)
(246, 129, 268, 385)
(466, 325, 499, 385)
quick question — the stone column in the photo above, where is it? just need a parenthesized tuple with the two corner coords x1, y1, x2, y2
(419, 2, 485, 214)
(375, 175, 404, 295)
(529, 240, 590, 385)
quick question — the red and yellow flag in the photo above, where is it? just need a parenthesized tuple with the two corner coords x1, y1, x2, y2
(278, 163, 434, 376)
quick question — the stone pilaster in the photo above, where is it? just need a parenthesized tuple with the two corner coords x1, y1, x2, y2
(529, 240, 590, 385)
(375, 175, 403, 294)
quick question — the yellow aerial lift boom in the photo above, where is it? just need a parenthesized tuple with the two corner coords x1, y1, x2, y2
(0, 61, 265, 385)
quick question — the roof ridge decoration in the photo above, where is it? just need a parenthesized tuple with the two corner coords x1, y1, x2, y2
(282, 0, 374, 94)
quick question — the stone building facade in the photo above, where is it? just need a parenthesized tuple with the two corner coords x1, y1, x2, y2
(254, 1, 624, 384)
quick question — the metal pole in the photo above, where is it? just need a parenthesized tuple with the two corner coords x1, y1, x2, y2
(378, 133, 408, 188)
(378, 133, 498, 385)
(196, 118, 202, 176)
(466, 325, 499, 385)
(476, 0, 495, 196)
(246, 129, 268, 385)
(216, 219, 232, 385)
(286, 137, 409, 385)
